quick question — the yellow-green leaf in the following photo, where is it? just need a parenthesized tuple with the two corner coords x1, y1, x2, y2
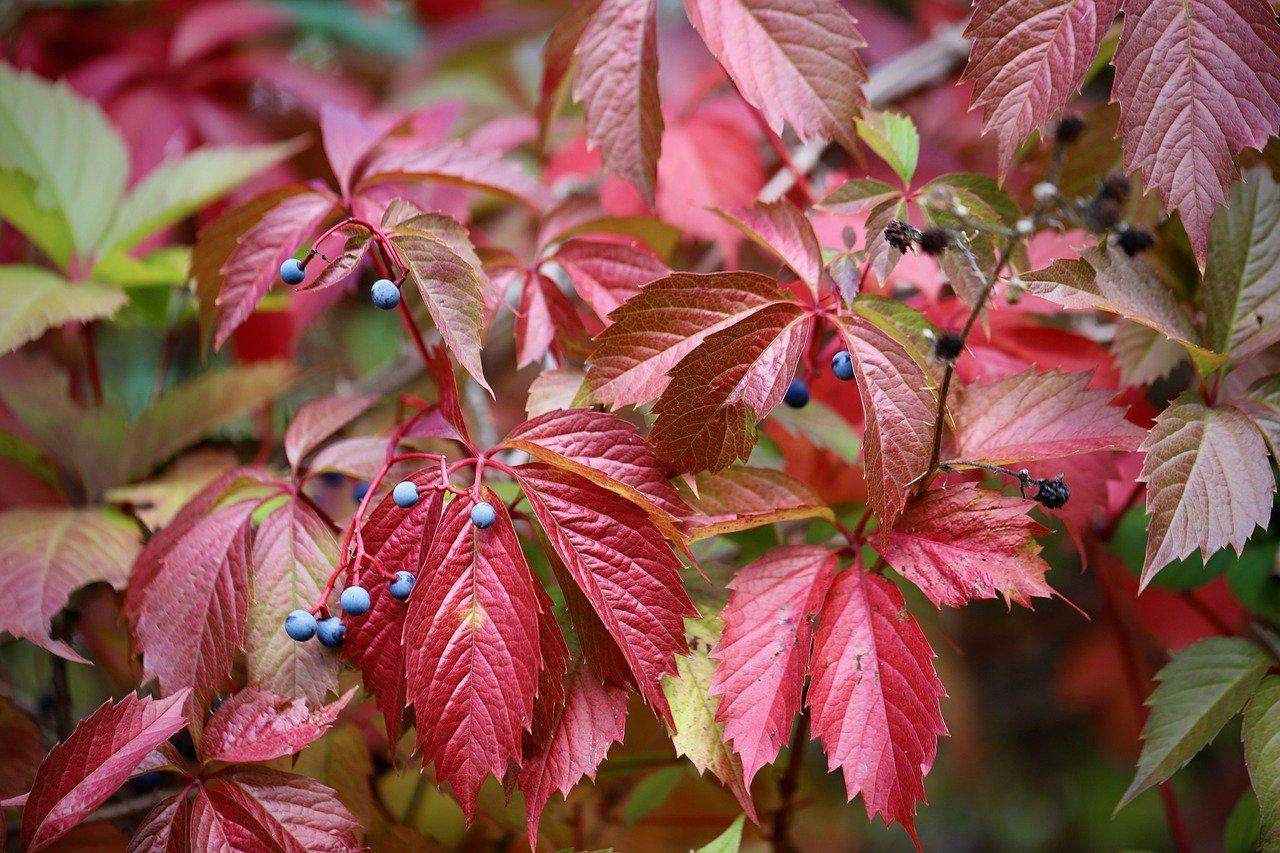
(0, 265, 125, 355)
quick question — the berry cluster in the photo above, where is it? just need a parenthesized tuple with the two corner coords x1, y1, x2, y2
(276, 218, 408, 310)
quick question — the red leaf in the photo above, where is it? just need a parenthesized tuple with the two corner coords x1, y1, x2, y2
(881, 484, 1054, 608)
(189, 767, 359, 852)
(650, 302, 810, 473)
(963, 0, 1121, 174)
(833, 312, 937, 529)
(214, 190, 338, 349)
(685, 466, 833, 540)
(361, 141, 554, 210)
(717, 200, 823, 298)
(552, 238, 670, 320)
(950, 369, 1145, 464)
(519, 662, 628, 849)
(424, 343, 473, 448)
(503, 407, 689, 522)
(535, 0, 600, 148)
(710, 546, 836, 787)
(574, 0, 663, 204)
(685, 0, 867, 151)
(285, 395, 379, 475)
(320, 105, 395, 200)
(402, 493, 544, 819)
(517, 463, 697, 725)
(21, 690, 190, 852)
(581, 271, 791, 408)
(199, 688, 354, 764)
(516, 272, 583, 369)
(1112, 0, 1280, 259)
(807, 567, 946, 843)
(168, 1, 289, 65)
(131, 794, 189, 853)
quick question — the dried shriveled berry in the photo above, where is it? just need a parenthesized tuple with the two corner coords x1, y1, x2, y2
(1033, 476, 1070, 509)
(884, 220, 920, 254)
(934, 330, 964, 362)
(1055, 115, 1086, 144)
(918, 228, 951, 256)
(1116, 227, 1155, 257)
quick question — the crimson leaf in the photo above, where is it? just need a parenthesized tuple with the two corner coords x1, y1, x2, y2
(685, 466, 833, 541)
(284, 395, 379, 475)
(360, 141, 553, 210)
(716, 200, 823, 298)
(199, 688, 354, 764)
(552, 238, 670, 320)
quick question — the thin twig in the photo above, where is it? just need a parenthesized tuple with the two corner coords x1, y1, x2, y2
(772, 713, 809, 853)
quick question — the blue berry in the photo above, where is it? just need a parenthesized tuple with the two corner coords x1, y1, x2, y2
(392, 480, 419, 508)
(471, 501, 496, 529)
(284, 609, 317, 641)
(341, 585, 371, 616)
(319, 471, 344, 486)
(280, 258, 306, 286)
(784, 379, 810, 408)
(831, 351, 854, 381)
(371, 278, 400, 310)
(316, 617, 346, 648)
(352, 481, 370, 502)
(389, 571, 416, 600)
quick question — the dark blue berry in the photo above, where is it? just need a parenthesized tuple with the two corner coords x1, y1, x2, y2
(319, 471, 344, 486)
(389, 571, 416, 600)
(831, 351, 854, 381)
(130, 771, 164, 792)
(371, 278, 400, 310)
(352, 481, 371, 502)
(392, 480, 419, 508)
(471, 501, 496, 529)
(284, 609, 317, 641)
(316, 617, 346, 647)
(340, 585, 371, 616)
(280, 258, 306, 286)
(783, 379, 810, 408)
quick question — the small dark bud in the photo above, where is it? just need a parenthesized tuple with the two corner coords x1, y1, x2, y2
(934, 330, 964, 362)
(1033, 476, 1070, 509)
(1088, 196, 1123, 231)
(918, 228, 951, 256)
(1116, 226, 1155, 257)
(884, 219, 920, 254)
(841, 225, 856, 251)
(1099, 173, 1131, 205)
(1054, 115, 1087, 145)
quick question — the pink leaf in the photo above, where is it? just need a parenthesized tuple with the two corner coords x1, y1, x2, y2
(425, 342, 473, 447)
(168, 1, 289, 66)
(650, 302, 810, 473)
(685, 0, 867, 151)
(516, 273, 582, 369)
(199, 688, 354, 764)
(685, 466, 833, 540)
(519, 662, 628, 849)
(402, 493, 544, 820)
(535, 0, 601, 148)
(807, 567, 946, 843)
(516, 463, 697, 725)
(581, 271, 792, 409)
(285, 395, 379, 475)
(1139, 399, 1274, 587)
(320, 106, 395, 200)
(197, 767, 359, 852)
(552, 238, 670, 320)
(881, 483, 1055, 608)
(574, 0, 663, 204)
(963, 0, 1121, 174)
(1111, 0, 1280, 259)
(717, 200, 824, 298)
(21, 690, 190, 852)
(361, 141, 554, 209)
(0, 509, 137, 662)
(710, 546, 836, 786)
(950, 369, 1145, 463)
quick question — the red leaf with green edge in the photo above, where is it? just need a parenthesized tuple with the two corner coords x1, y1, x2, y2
(391, 231, 491, 395)
(191, 767, 359, 852)
(684, 0, 867, 152)
(21, 690, 190, 852)
(516, 272, 583, 369)
(0, 508, 137, 662)
(302, 231, 371, 293)
(520, 661, 628, 849)
(579, 271, 792, 409)
(684, 466, 833, 541)
(950, 369, 1145, 464)
(516, 462, 697, 725)
(552, 238, 671, 321)
(213, 189, 337, 350)
(360, 141, 553, 210)
(128, 498, 257, 713)
(651, 302, 810, 473)
(285, 395, 379, 475)
(0, 697, 43, 800)
(403, 492, 543, 820)
(503, 407, 689, 522)
(710, 545, 836, 787)
(963, 0, 1120, 175)
(880, 483, 1054, 608)
(343, 483, 444, 742)
(1139, 399, 1274, 588)
(244, 500, 342, 705)
(199, 688, 355, 764)
(1202, 168, 1280, 360)
(574, 0, 662, 204)
(807, 567, 946, 845)
(320, 105, 395, 200)
(535, 0, 600, 149)
(833, 311, 937, 530)
(716, 200, 823, 298)
(1112, 0, 1280, 259)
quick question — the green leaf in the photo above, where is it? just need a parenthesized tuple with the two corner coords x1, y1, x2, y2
(0, 430, 60, 490)
(1224, 786, 1261, 853)
(0, 63, 128, 261)
(693, 814, 745, 853)
(855, 110, 918, 186)
(0, 170, 74, 270)
(621, 764, 685, 827)
(1244, 676, 1280, 851)
(93, 246, 192, 289)
(816, 178, 901, 214)
(1202, 168, 1280, 360)
(1120, 637, 1272, 808)
(97, 140, 303, 257)
(0, 265, 125, 355)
